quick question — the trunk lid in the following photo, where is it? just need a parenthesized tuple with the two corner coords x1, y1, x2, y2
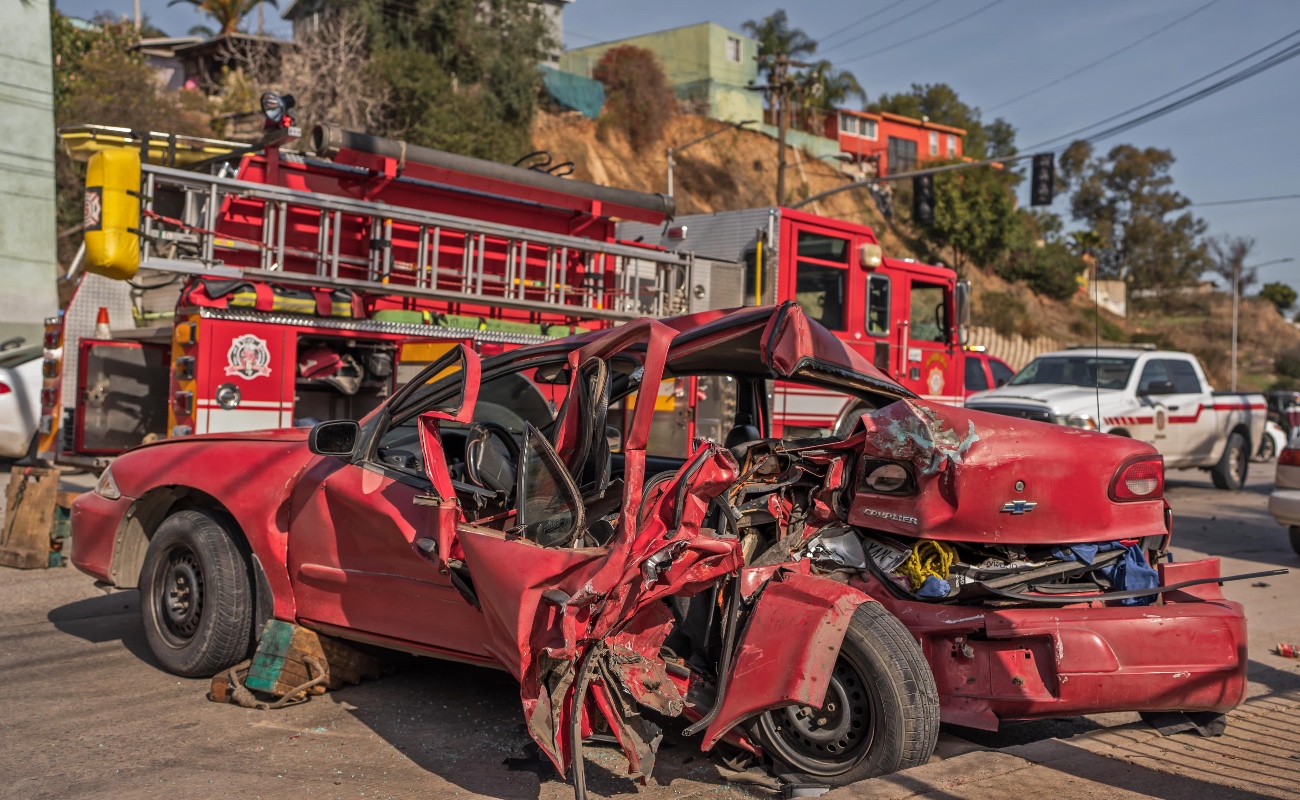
(846, 400, 1165, 545)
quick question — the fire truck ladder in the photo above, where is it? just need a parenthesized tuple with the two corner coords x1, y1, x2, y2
(135, 161, 695, 322)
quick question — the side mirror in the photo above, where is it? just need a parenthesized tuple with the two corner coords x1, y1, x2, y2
(606, 425, 622, 452)
(1144, 380, 1177, 396)
(955, 280, 972, 327)
(309, 420, 360, 458)
(533, 363, 571, 384)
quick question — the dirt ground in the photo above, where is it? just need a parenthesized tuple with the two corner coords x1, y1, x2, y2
(1, 465, 1297, 800)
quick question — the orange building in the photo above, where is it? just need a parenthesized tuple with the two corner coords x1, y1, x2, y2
(825, 109, 964, 176)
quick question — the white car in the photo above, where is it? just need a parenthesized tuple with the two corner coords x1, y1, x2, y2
(1269, 432, 1300, 557)
(0, 340, 43, 460)
(1255, 420, 1287, 462)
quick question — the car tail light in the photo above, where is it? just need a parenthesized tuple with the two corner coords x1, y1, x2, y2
(1278, 448, 1300, 467)
(0, 381, 9, 395)
(1110, 455, 1164, 501)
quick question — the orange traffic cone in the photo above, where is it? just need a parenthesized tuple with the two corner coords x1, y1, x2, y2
(94, 307, 112, 339)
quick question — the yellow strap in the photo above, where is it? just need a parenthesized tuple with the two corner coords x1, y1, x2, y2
(896, 540, 956, 590)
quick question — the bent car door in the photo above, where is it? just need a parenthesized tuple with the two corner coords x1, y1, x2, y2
(287, 344, 493, 659)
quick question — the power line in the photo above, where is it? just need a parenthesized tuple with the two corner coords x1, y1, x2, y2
(816, 0, 912, 49)
(1025, 27, 1300, 151)
(1060, 39, 1300, 148)
(987, 0, 1224, 111)
(816, 0, 951, 57)
(1190, 193, 1300, 208)
(837, 0, 1011, 65)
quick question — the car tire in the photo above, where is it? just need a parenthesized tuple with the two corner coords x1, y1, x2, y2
(1257, 435, 1277, 462)
(756, 602, 939, 785)
(139, 509, 254, 678)
(1211, 432, 1249, 491)
(1290, 527, 1300, 558)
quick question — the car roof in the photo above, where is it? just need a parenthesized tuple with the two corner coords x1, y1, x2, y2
(1036, 348, 1190, 360)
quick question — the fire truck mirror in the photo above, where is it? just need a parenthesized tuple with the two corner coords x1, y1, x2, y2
(83, 149, 141, 281)
(309, 420, 360, 459)
(955, 280, 972, 327)
(858, 243, 883, 269)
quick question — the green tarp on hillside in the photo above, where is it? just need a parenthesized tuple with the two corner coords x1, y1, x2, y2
(541, 68, 605, 119)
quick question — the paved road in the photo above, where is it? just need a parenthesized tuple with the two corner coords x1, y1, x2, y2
(0, 465, 1297, 800)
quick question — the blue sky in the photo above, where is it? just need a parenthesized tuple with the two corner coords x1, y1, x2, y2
(60, 0, 1300, 294)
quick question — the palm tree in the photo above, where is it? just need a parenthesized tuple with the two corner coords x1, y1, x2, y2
(804, 60, 864, 110)
(741, 10, 816, 81)
(169, 0, 277, 36)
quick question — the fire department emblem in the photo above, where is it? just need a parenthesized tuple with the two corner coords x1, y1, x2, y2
(1156, 409, 1167, 431)
(225, 334, 272, 379)
(926, 366, 945, 396)
(83, 187, 103, 232)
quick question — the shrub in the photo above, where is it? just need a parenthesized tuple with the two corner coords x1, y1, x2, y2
(1071, 309, 1127, 343)
(975, 292, 1026, 338)
(997, 241, 1086, 301)
(593, 45, 675, 152)
(1260, 282, 1297, 313)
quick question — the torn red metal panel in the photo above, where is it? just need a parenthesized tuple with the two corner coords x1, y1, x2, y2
(455, 425, 742, 777)
(702, 571, 873, 748)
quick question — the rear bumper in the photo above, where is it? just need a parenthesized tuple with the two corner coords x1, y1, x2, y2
(860, 558, 1249, 730)
(69, 490, 133, 584)
(1268, 488, 1300, 528)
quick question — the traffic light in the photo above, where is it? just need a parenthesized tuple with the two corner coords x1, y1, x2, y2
(912, 174, 934, 226)
(1031, 153, 1055, 206)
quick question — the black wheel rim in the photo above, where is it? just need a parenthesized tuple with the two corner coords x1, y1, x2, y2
(758, 651, 878, 778)
(154, 544, 204, 647)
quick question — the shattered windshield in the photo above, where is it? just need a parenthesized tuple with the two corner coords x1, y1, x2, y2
(1009, 356, 1135, 391)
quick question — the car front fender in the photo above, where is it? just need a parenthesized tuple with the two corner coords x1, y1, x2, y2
(702, 570, 876, 749)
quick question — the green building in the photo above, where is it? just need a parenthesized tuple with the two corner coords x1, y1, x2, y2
(0, 0, 59, 343)
(559, 22, 763, 125)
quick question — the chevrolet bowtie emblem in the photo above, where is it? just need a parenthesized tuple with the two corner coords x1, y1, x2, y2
(1001, 500, 1037, 515)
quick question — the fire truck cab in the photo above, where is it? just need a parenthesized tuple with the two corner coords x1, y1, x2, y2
(620, 208, 968, 437)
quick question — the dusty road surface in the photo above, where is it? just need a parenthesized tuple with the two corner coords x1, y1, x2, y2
(1, 466, 1298, 800)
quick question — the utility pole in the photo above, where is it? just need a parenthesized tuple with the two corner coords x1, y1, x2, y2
(1231, 259, 1239, 391)
(133, 0, 141, 28)
(1233, 256, 1295, 390)
(752, 54, 807, 206)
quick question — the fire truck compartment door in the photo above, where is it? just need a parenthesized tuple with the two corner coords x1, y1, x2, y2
(74, 340, 170, 454)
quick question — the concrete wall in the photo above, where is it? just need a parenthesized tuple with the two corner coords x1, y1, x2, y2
(0, 0, 60, 344)
(965, 326, 1062, 371)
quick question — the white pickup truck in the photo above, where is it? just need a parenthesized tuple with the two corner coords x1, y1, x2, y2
(966, 346, 1267, 490)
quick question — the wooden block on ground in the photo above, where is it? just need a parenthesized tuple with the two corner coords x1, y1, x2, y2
(245, 620, 386, 698)
(0, 467, 62, 570)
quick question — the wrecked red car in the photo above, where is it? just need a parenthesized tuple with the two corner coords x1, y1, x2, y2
(72, 303, 1254, 789)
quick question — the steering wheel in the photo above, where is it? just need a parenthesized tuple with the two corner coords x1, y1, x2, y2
(464, 421, 521, 495)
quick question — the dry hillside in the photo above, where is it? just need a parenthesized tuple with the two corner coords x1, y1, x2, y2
(531, 111, 1300, 391)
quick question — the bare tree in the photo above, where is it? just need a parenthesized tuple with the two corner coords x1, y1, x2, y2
(218, 12, 388, 137)
(1208, 234, 1257, 292)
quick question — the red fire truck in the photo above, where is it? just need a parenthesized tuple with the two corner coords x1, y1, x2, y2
(43, 119, 966, 467)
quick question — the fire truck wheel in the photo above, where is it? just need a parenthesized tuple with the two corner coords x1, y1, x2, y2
(140, 510, 253, 678)
(1211, 432, 1248, 491)
(756, 602, 939, 785)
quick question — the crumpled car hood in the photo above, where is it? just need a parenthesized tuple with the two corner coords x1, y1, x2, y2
(845, 399, 1165, 545)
